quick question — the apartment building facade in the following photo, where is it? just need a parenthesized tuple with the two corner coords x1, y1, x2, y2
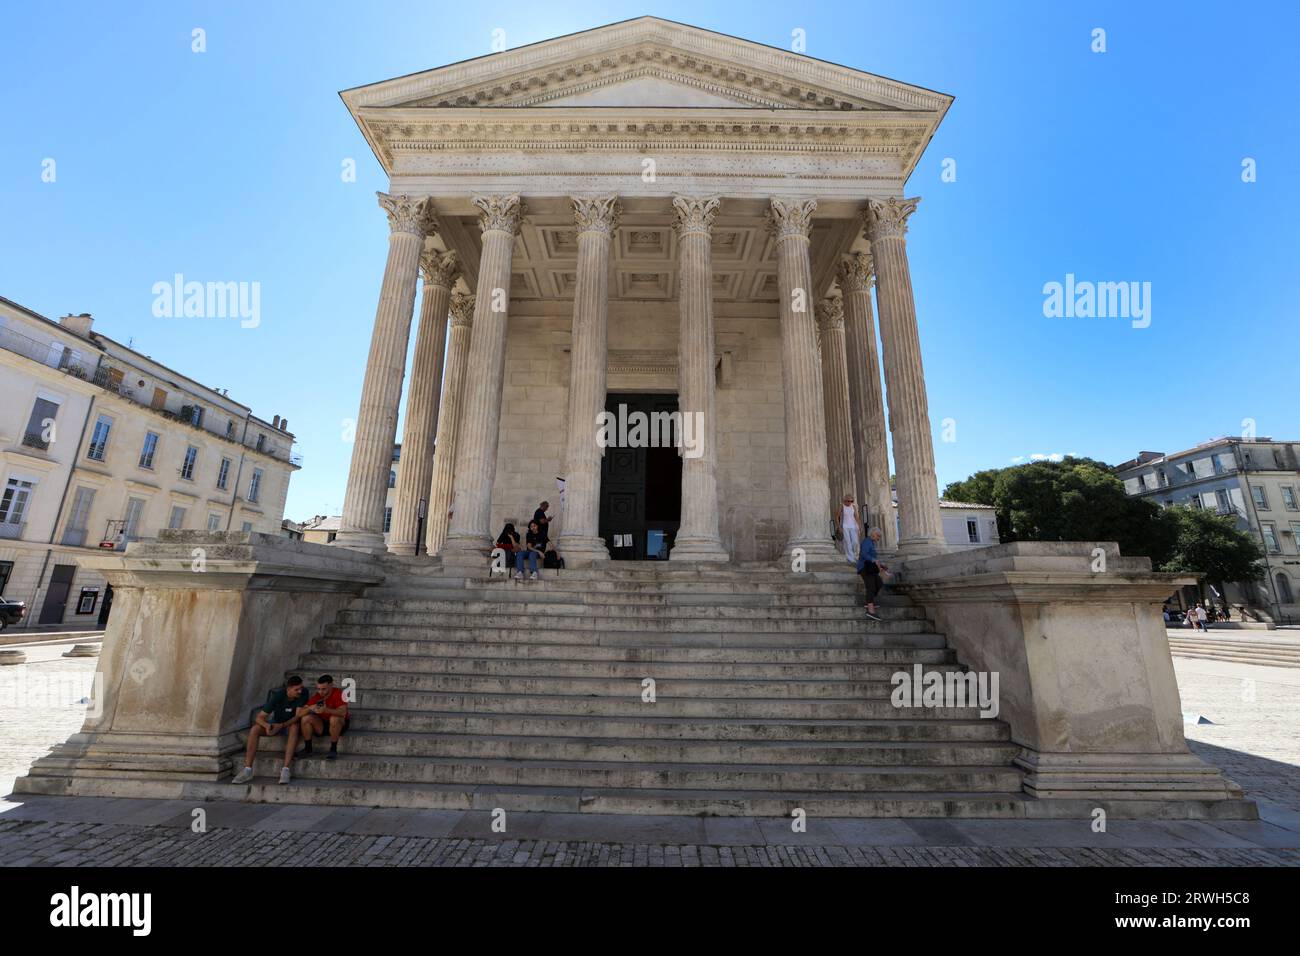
(1116, 437, 1300, 622)
(0, 296, 300, 627)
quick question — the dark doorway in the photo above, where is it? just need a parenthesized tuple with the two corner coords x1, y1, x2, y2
(599, 392, 682, 560)
(38, 564, 77, 625)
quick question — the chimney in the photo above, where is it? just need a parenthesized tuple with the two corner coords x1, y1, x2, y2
(273, 415, 281, 429)
(280, 418, 289, 432)
(58, 313, 94, 337)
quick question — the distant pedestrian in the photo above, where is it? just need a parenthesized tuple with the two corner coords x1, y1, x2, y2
(856, 526, 888, 621)
(1195, 604, 1209, 631)
(1221, 604, 1232, 622)
(836, 494, 861, 564)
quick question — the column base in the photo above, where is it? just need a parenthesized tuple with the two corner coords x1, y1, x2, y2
(895, 536, 947, 561)
(385, 539, 419, 557)
(555, 534, 609, 568)
(439, 533, 495, 570)
(670, 535, 730, 563)
(331, 530, 388, 553)
(780, 538, 843, 571)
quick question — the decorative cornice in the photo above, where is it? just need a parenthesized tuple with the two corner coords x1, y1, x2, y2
(449, 292, 476, 328)
(420, 249, 459, 288)
(472, 194, 525, 236)
(836, 251, 875, 293)
(671, 195, 721, 237)
(865, 197, 920, 242)
(817, 297, 845, 333)
(571, 195, 621, 236)
(377, 192, 434, 237)
(765, 198, 817, 241)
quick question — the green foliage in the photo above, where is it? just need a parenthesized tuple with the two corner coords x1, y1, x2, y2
(1159, 506, 1265, 585)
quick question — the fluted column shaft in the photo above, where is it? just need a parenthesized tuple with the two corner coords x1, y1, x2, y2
(336, 192, 431, 552)
(817, 297, 855, 523)
(767, 198, 836, 560)
(443, 195, 525, 558)
(866, 197, 945, 556)
(426, 292, 475, 555)
(839, 250, 896, 551)
(389, 251, 458, 555)
(557, 196, 619, 565)
(670, 196, 729, 562)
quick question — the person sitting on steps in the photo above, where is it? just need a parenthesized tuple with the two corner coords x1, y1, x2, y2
(232, 675, 308, 786)
(299, 674, 350, 761)
(856, 526, 889, 622)
(515, 520, 546, 580)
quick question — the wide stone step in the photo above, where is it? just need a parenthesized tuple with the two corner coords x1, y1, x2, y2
(348, 597, 925, 622)
(341, 709, 1011, 741)
(258, 730, 1018, 766)
(362, 586, 883, 608)
(311, 636, 955, 665)
(298, 651, 963, 682)
(251, 752, 1024, 792)
(328, 669, 934, 698)
(322, 622, 947, 649)
(354, 688, 988, 719)
(236, 777, 1029, 816)
(336, 610, 931, 635)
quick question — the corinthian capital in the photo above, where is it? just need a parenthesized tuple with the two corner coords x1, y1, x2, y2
(377, 193, 434, 237)
(836, 251, 875, 294)
(572, 195, 621, 236)
(865, 197, 921, 242)
(449, 292, 476, 328)
(817, 297, 845, 334)
(671, 195, 721, 237)
(765, 198, 817, 241)
(420, 249, 459, 289)
(472, 194, 525, 236)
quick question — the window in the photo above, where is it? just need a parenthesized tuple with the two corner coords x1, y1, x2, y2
(0, 559, 12, 595)
(226, 420, 236, 439)
(189, 404, 204, 427)
(1262, 523, 1280, 553)
(1215, 489, 1231, 514)
(23, 397, 59, 449)
(256, 433, 265, 452)
(62, 486, 96, 546)
(241, 521, 253, 532)
(389, 470, 397, 489)
(1278, 573, 1295, 605)
(207, 513, 221, 531)
(181, 446, 198, 481)
(122, 497, 146, 541)
(1190, 494, 1203, 509)
(217, 457, 232, 490)
(0, 476, 36, 530)
(1157, 468, 1168, 487)
(1275, 450, 1285, 469)
(1137, 474, 1147, 490)
(1183, 462, 1195, 477)
(966, 518, 980, 543)
(168, 505, 187, 529)
(139, 431, 160, 469)
(1252, 486, 1269, 510)
(248, 468, 263, 504)
(87, 415, 112, 461)
(383, 507, 392, 533)
(1283, 486, 1298, 511)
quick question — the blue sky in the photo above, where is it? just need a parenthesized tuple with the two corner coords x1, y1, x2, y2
(2, 1, 1295, 519)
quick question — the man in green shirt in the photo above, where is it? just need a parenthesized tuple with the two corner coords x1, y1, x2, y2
(231, 675, 308, 785)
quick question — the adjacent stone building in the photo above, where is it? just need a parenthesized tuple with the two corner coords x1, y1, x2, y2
(0, 295, 300, 626)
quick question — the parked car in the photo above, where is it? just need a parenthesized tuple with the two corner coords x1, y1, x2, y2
(0, 596, 27, 630)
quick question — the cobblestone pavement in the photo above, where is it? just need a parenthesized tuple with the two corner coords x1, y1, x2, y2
(1, 653, 1298, 866)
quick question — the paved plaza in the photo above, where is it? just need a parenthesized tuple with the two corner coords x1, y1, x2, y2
(1, 640, 1298, 866)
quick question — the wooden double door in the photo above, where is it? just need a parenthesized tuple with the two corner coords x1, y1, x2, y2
(598, 393, 682, 560)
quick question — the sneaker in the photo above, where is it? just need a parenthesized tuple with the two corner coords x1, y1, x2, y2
(326, 746, 338, 761)
(279, 767, 291, 785)
(530, 571, 538, 580)
(231, 766, 254, 785)
(864, 609, 882, 622)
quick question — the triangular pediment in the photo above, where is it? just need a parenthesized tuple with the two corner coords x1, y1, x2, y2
(343, 17, 951, 115)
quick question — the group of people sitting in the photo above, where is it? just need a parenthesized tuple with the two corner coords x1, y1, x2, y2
(495, 500, 565, 580)
(231, 674, 350, 785)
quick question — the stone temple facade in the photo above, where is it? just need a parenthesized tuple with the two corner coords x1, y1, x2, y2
(332, 16, 952, 566)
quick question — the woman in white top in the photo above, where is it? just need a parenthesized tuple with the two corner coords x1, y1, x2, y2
(836, 494, 861, 563)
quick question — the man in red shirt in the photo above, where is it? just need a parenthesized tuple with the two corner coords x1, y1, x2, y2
(300, 674, 350, 760)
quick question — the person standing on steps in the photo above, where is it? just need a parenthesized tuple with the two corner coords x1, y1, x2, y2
(533, 501, 552, 545)
(232, 675, 308, 785)
(836, 494, 861, 564)
(856, 526, 889, 622)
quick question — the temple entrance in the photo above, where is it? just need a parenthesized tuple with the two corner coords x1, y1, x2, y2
(599, 392, 682, 560)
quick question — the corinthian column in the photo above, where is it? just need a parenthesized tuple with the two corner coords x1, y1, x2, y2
(388, 250, 458, 555)
(425, 292, 474, 556)
(336, 192, 432, 552)
(670, 195, 729, 563)
(442, 195, 525, 560)
(865, 197, 945, 557)
(766, 198, 837, 562)
(557, 195, 619, 566)
(838, 250, 896, 552)
(817, 295, 855, 527)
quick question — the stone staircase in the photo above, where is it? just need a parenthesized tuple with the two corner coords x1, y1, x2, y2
(242, 561, 1032, 817)
(1168, 633, 1300, 669)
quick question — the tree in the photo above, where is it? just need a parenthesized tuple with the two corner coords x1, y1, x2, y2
(943, 457, 1178, 563)
(1159, 507, 1264, 588)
